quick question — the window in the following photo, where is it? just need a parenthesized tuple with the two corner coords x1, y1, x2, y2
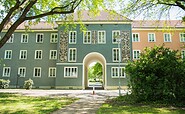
(112, 30, 120, 43)
(83, 31, 91, 44)
(3, 67, 11, 77)
(35, 50, 42, 59)
(49, 50, 57, 60)
(50, 33, 58, 43)
(148, 33, 156, 42)
(133, 50, 140, 59)
(19, 50, 27, 59)
(98, 31, 106, 44)
(7, 34, 14, 43)
(112, 48, 120, 62)
(181, 50, 185, 59)
(18, 67, 26, 77)
(4, 50, 12, 59)
(21, 34, 28, 43)
(111, 67, 125, 78)
(132, 33, 140, 42)
(33, 67, 41, 77)
(36, 33, 44, 43)
(69, 31, 76, 44)
(49, 67, 56, 77)
(180, 33, 185, 42)
(68, 48, 77, 62)
(164, 33, 171, 42)
(64, 67, 78, 77)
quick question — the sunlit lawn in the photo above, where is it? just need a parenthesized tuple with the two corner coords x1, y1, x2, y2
(97, 96, 185, 114)
(0, 93, 76, 114)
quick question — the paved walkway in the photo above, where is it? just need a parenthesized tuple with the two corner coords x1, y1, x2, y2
(0, 89, 129, 114)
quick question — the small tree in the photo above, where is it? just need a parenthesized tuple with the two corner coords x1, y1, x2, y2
(126, 45, 185, 102)
(24, 79, 34, 90)
(0, 79, 10, 89)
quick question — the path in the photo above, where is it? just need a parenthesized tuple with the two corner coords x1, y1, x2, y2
(0, 89, 129, 114)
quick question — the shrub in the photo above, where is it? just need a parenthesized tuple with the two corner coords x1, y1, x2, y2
(0, 79, 10, 89)
(24, 79, 34, 90)
(126, 45, 185, 102)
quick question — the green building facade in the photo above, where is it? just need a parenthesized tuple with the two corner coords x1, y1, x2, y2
(0, 11, 132, 89)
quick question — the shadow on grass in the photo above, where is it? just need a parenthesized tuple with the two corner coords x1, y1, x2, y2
(97, 95, 185, 114)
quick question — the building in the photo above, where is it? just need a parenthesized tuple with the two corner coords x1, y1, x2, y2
(0, 11, 133, 89)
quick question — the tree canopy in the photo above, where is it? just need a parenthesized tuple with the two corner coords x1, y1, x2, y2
(0, 0, 184, 48)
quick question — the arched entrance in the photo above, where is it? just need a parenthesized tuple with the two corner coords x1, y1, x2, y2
(83, 52, 107, 89)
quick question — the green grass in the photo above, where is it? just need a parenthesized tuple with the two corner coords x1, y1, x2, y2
(0, 93, 76, 114)
(97, 95, 185, 114)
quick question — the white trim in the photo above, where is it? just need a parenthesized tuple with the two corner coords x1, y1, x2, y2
(83, 31, 92, 44)
(48, 67, 56, 77)
(34, 50, 42, 60)
(50, 33, 58, 43)
(7, 34, 14, 43)
(180, 33, 185, 42)
(69, 31, 77, 44)
(21, 34, 29, 43)
(49, 50, 57, 60)
(132, 33, 140, 42)
(112, 30, 120, 44)
(112, 48, 120, 62)
(133, 50, 140, 60)
(33, 67, 41, 77)
(111, 67, 126, 78)
(98, 30, 106, 44)
(64, 67, 78, 78)
(2, 67, 11, 77)
(18, 67, 26, 77)
(148, 33, 156, 42)
(163, 33, 172, 42)
(4, 50, 12, 59)
(36, 33, 44, 43)
(68, 48, 77, 62)
(19, 50, 27, 59)
(57, 21, 132, 25)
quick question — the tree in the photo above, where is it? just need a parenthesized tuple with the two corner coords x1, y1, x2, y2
(120, 0, 185, 21)
(0, 0, 108, 48)
(126, 45, 185, 102)
(88, 62, 102, 80)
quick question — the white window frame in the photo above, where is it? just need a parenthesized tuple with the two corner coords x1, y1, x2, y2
(133, 50, 140, 59)
(49, 67, 56, 77)
(7, 34, 14, 43)
(112, 48, 120, 62)
(112, 30, 120, 43)
(49, 50, 57, 60)
(132, 33, 140, 42)
(68, 48, 77, 62)
(180, 33, 185, 42)
(36, 33, 44, 43)
(19, 50, 27, 59)
(18, 67, 26, 77)
(111, 67, 125, 78)
(181, 50, 185, 59)
(64, 67, 78, 78)
(33, 67, 41, 77)
(69, 31, 77, 44)
(21, 34, 29, 43)
(3, 67, 11, 77)
(4, 50, 12, 59)
(83, 31, 91, 44)
(50, 33, 58, 43)
(148, 33, 156, 42)
(35, 50, 42, 59)
(98, 31, 106, 44)
(164, 33, 171, 42)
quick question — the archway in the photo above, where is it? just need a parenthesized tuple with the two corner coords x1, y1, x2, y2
(82, 52, 106, 89)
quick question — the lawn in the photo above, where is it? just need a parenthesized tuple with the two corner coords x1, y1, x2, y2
(97, 96, 185, 114)
(0, 93, 76, 114)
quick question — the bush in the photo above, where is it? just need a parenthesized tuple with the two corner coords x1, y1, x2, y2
(126, 45, 185, 102)
(0, 79, 10, 89)
(24, 79, 34, 90)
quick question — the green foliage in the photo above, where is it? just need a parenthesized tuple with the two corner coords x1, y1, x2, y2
(24, 78, 34, 90)
(88, 62, 102, 80)
(0, 79, 10, 89)
(126, 45, 185, 102)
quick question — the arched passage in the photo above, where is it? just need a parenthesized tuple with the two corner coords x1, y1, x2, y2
(83, 52, 107, 89)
